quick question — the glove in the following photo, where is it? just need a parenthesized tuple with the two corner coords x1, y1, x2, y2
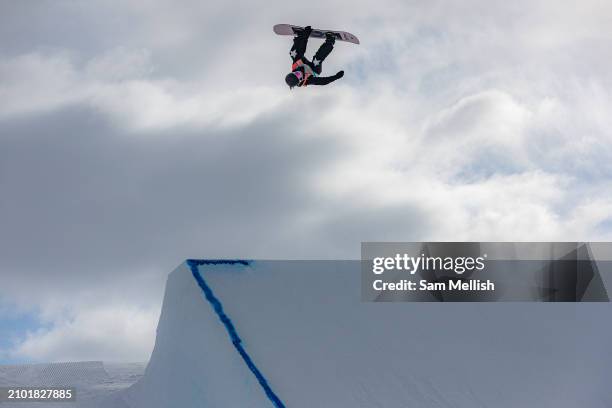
(303, 26, 313, 36)
(335, 70, 344, 79)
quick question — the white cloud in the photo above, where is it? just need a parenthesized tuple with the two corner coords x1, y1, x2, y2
(0, 49, 289, 132)
(10, 304, 158, 362)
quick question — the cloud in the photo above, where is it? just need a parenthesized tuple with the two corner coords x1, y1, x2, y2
(0, 49, 288, 130)
(1, 0, 612, 362)
(0, 52, 82, 118)
(10, 304, 158, 362)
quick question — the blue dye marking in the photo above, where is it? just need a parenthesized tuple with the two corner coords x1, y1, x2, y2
(186, 259, 286, 408)
(188, 259, 251, 267)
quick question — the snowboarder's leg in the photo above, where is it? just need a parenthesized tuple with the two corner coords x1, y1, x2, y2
(312, 33, 335, 73)
(290, 30, 310, 62)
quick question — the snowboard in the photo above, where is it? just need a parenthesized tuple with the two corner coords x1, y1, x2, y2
(273, 24, 360, 45)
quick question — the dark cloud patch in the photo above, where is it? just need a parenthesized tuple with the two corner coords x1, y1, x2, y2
(0, 104, 349, 302)
(313, 204, 431, 258)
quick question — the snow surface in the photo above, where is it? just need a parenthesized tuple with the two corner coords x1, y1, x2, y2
(0, 361, 145, 407)
(125, 260, 612, 408)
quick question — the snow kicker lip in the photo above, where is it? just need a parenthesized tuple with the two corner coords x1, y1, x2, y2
(186, 259, 286, 408)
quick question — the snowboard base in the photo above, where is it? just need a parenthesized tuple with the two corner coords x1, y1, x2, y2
(273, 24, 360, 45)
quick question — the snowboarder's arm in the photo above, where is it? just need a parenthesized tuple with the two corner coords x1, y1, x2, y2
(290, 26, 312, 61)
(307, 70, 344, 86)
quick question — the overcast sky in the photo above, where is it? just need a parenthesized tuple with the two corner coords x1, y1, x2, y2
(1, 0, 612, 363)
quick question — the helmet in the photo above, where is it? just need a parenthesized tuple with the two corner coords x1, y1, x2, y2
(285, 72, 300, 88)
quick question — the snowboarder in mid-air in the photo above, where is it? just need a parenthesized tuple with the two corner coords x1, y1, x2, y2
(285, 26, 344, 89)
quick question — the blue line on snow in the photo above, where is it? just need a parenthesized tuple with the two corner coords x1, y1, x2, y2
(186, 259, 286, 408)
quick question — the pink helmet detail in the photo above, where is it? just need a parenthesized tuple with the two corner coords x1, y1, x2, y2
(293, 70, 304, 81)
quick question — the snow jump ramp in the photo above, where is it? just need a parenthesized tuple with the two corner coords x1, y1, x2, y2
(125, 260, 612, 407)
